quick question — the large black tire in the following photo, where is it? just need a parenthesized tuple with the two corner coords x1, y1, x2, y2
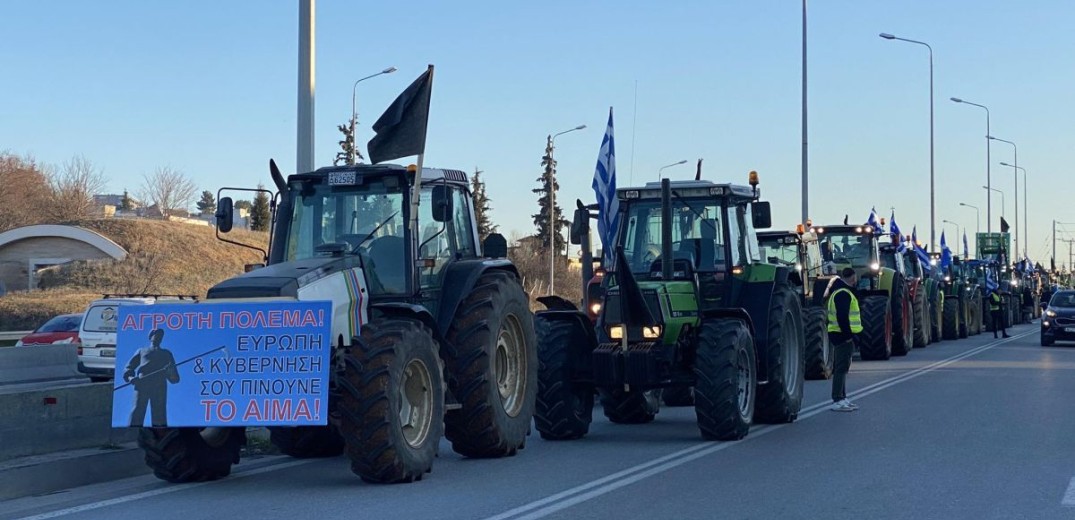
(694, 319, 756, 441)
(929, 289, 943, 343)
(958, 294, 969, 338)
(969, 293, 984, 335)
(443, 271, 537, 458)
(338, 319, 445, 484)
(600, 388, 660, 424)
(534, 316, 594, 440)
(139, 428, 244, 483)
(912, 286, 929, 349)
(268, 426, 344, 458)
(858, 295, 892, 361)
(755, 285, 805, 424)
(803, 306, 832, 380)
(890, 277, 912, 356)
(662, 385, 695, 406)
(942, 294, 959, 340)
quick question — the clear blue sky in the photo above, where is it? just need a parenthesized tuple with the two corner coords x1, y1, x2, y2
(3, 1, 1074, 263)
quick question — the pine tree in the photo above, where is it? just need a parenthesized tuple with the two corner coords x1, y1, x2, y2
(196, 190, 216, 215)
(120, 189, 133, 211)
(471, 168, 497, 242)
(333, 117, 364, 166)
(532, 135, 566, 255)
(250, 185, 271, 232)
(234, 199, 253, 212)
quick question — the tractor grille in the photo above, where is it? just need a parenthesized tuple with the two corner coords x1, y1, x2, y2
(602, 289, 662, 324)
(593, 341, 662, 386)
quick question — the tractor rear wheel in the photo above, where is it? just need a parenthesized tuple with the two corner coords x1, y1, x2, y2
(139, 427, 244, 483)
(958, 296, 969, 338)
(694, 319, 756, 441)
(662, 386, 695, 406)
(444, 271, 537, 458)
(930, 290, 943, 343)
(268, 426, 344, 458)
(534, 316, 594, 440)
(804, 306, 832, 380)
(858, 295, 892, 360)
(338, 319, 445, 484)
(912, 286, 929, 348)
(755, 285, 805, 423)
(891, 277, 912, 356)
(942, 295, 960, 340)
(600, 388, 660, 424)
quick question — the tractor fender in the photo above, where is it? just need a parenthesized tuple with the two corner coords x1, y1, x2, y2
(858, 289, 890, 300)
(434, 259, 520, 335)
(699, 308, 756, 339)
(369, 302, 441, 342)
(731, 265, 792, 381)
(537, 295, 579, 312)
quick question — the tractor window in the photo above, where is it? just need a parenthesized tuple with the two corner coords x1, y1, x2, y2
(618, 198, 726, 274)
(726, 206, 745, 266)
(285, 182, 404, 263)
(450, 187, 476, 258)
(759, 239, 800, 268)
(743, 204, 762, 262)
(818, 233, 874, 267)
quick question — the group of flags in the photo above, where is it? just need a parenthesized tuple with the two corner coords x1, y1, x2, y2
(866, 207, 976, 274)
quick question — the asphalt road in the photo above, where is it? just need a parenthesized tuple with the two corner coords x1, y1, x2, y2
(4, 320, 1075, 520)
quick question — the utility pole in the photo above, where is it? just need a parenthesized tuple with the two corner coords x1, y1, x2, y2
(801, 0, 809, 225)
(297, 0, 315, 174)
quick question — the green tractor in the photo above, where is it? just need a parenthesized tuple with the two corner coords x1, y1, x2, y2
(534, 176, 805, 441)
(137, 161, 538, 484)
(811, 224, 912, 360)
(758, 228, 832, 380)
(938, 257, 983, 339)
(877, 241, 918, 353)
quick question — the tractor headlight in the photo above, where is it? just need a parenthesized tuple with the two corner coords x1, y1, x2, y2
(589, 302, 602, 315)
(1010, 280, 1018, 287)
(643, 326, 662, 339)
(795, 263, 803, 272)
(870, 262, 880, 271)
(609, 325, 625, 340)
(945, 276, 951, 282)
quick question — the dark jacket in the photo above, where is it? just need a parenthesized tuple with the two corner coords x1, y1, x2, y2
(828, 277, 857, 345)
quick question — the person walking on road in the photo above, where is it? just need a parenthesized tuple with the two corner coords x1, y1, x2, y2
(123, 328, 180, 427)
(990, 288, 1011, 339)
(827, 267, 862, 412)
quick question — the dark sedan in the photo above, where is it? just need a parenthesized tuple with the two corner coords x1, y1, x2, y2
(1041, 290, 1075, 346)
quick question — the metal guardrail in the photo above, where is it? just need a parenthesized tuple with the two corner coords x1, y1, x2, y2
(0, 331, 30, 342)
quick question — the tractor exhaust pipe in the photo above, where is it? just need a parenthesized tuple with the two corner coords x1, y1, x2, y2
(661, 178, 673, 281)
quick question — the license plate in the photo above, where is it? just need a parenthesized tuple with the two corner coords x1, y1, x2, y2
(100, 349, 115, 358)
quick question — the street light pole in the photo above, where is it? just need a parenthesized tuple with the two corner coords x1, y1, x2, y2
(983, 186, 1005, 219)
(951, 98, 991, 232)
(880, 33, 934, 251)
(959, 202, 980, 256)
(1002, 162, 1028, 258)
(349, 67, 397, 165)
(547, 125, 587, 294)
(297, 0, 315, 174)
(942, 219, 960, 252)
(990, 137, 1018, 256)
(658, 160, 688, 179)
(802, 0, 809, 225)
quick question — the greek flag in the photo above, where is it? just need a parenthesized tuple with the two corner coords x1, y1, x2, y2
(940, 231, 952, 269)
(866, 208, 883, 234)
(913, 226, 931, 274)
(985, 268, 999, 292)
(890, 211, 904, 252)
(591, 108, 618, 265)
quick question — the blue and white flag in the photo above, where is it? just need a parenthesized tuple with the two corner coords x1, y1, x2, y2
(591, 107, 618, 265)
(985, 268, 999, 292)
(889, 211, 905, 251)
(963, 231, 970, 259)
(912, 226, 931, 274)
(866, 208, 883, 234)
(940, 231, 952, 270)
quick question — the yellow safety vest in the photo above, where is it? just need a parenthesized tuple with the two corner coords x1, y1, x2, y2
(989, 292, 1001, 311)
(827, 287, 863, 333)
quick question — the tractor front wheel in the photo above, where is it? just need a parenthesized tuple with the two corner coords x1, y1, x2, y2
(533, 316, 594, 440)
(755, 285, 805, 423)
(804, 306, 832, 380)
(139, 427, 244, 483)
(912, 286, 929, 349)
(942, 295, 960, 340)
(694, 319, 756, 441)
(858, 295, 892, 361)
(891, 277, 912, 356)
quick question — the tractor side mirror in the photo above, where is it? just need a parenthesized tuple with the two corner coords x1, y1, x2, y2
(570, 207, 590, 245)
(431, 185, 452, 223)
(751, 201, 772, 229)
(216, 197, 234, 233)
(483, 233, 508, 258)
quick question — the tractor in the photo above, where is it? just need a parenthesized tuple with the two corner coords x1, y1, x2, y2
(533, 175, 805, 442)
(758, 228, 832, 379)
(137, 161, 537, 484)
(877, 241, 919, 353)
(902, 245, 941, 346)
(884, 242, 929, 349)
(967, 258, 1009, 331)
(811, 224, 912, 360)
(937, 257, 983, 339)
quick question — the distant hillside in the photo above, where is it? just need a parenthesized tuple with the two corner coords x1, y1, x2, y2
(0, 218, 268, 330)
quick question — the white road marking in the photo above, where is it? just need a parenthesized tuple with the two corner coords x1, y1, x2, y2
(1062, 477, 1075, 506)
(484, 331, 1034, 520)
(13, 459, 316, 520)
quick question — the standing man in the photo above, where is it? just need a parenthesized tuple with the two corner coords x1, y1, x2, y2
(990, 288, 1011, 339)
(124, 328, 180, 427)
(827, 267, 862, 412)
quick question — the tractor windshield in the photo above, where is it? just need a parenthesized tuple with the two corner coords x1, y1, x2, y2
(618, 197, 728, 274)
(759, 237, 800, 269)
(818, 232, 875, 268)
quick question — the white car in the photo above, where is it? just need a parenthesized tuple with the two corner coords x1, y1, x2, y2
(77, 296, 194, 381)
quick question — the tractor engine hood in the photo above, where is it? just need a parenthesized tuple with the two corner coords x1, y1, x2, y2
(207, 256, 365, 299)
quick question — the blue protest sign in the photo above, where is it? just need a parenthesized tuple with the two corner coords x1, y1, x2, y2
(111, 300, 332, 428)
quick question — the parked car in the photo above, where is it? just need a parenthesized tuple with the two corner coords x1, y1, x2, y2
(15, 313, 83, 347)
(1041, 290, 1075, 346)
(77, 296, 194, 380)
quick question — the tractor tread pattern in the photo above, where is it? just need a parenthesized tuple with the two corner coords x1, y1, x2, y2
(694, 319, 755, 441)
(138, 428, 243, 483)
(534, 316, 594, 440)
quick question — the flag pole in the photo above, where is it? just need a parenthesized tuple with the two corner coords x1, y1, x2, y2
(408, 65, 434, 294)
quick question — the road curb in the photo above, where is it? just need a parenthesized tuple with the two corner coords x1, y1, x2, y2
(0, 443, 149, 501)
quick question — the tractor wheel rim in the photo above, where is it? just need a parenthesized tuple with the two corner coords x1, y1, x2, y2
(199, 427, 230, 448)
(736, 345, 752, 417)
(782, 310, 800, 391)
(495, 314, 527, 418)
(399, 358, 434, 448)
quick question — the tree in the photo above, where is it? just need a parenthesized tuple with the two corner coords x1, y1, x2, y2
(140, 166, 198, 215)
(48, 155, 108, 221)
(250, 184, 271, 232)
(120, 189, 134, 211)
(333, 117, 364, 166)
(471, 168, 497, 242)
(234, 200, 253, 211)
(0, 153, 52, 232)
(532, 135, 567, 256)
(196, 190, 216, 215)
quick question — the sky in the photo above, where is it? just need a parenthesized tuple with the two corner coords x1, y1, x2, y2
(3, 1, 1074, 264)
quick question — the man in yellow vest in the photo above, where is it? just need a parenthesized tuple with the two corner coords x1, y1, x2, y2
(827, 267, 862, 412)
(990, 288, 1010, 339)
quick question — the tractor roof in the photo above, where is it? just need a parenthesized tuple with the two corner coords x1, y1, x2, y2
(809, 224, 877, 236)
(294, 164, 470, 187)
(617, 179, 756, 201)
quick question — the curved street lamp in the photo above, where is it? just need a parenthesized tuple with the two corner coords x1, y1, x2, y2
(547, 124, 587, 293)
(350, 66, 398, 164)
(658, 160, 688, 179)
(951, 97, 992, 232)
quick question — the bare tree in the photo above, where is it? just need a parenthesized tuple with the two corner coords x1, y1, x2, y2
(0, 152, 52, 232)
(48, 155, 109, 221)
(139, 166, 198, 215)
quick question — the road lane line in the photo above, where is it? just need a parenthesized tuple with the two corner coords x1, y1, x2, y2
(1062, 477, 1075, 506)
(486, 330, 1035, 520)
(13, 459, 316, 520)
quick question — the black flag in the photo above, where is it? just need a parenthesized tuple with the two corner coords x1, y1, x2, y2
(1000, 217, 1010, 233)
(613, 247, 658, 327)
(367, 66, 434, 164)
